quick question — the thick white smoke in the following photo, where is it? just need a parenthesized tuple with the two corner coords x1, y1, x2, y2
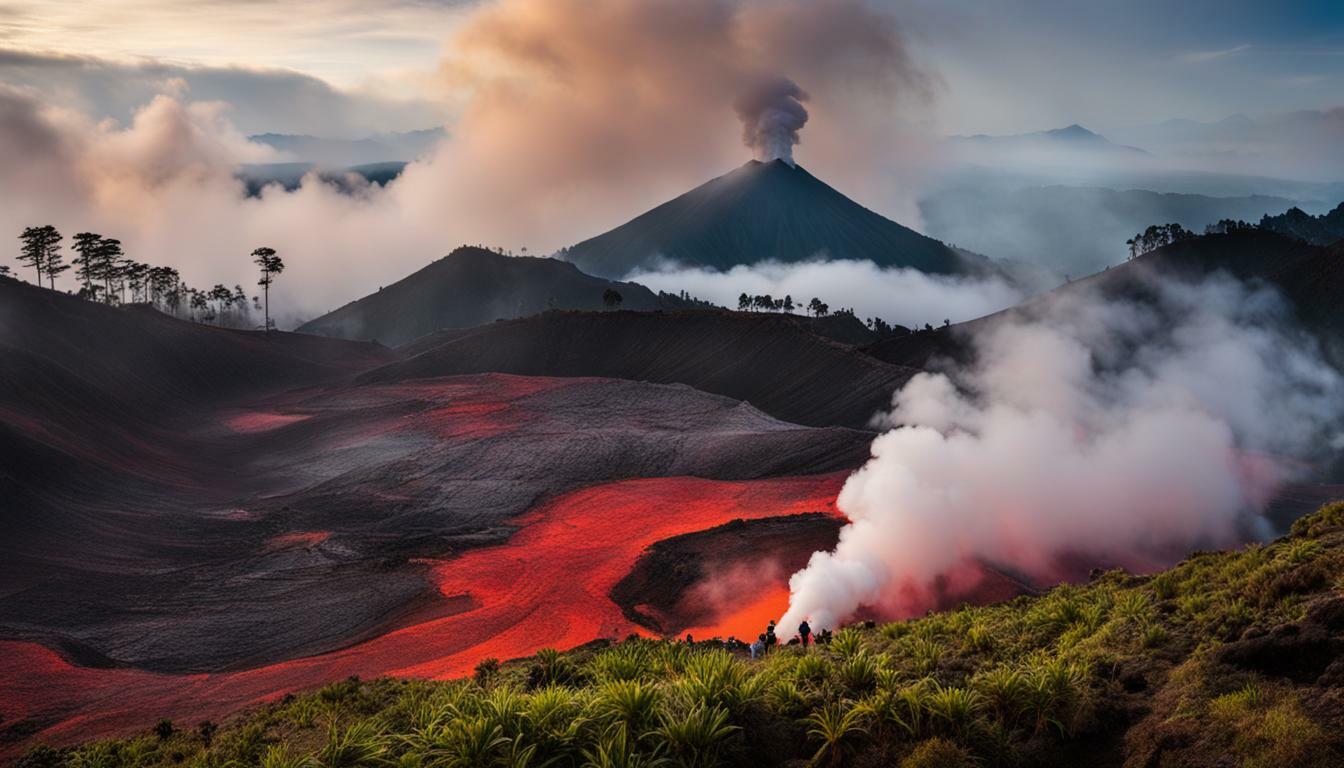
(778, 271, 1342, 632)
(734, 77, 809, 166)
(627, 259, 1023, 329)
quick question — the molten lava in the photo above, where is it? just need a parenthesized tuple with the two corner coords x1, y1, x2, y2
(0, 471, 846, 752)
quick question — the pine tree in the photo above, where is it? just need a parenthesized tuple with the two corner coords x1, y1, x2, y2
(252, 247, 284, 332)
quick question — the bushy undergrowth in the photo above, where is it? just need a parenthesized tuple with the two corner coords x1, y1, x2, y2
(22, 503, 1344, 768)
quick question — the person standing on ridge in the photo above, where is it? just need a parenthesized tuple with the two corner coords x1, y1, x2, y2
(799, 620, 812, 647)
(766, 620, 777, 651)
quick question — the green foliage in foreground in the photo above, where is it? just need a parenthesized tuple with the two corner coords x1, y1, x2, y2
(21, 502, 1344, 768)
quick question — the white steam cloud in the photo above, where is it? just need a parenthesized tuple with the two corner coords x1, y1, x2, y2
(779, 271, 1342, 632)
(628, 259, 1023, 329)
(735, 77, 809, 166)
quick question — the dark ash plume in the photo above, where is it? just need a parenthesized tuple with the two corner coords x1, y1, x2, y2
(735, 77, 809, 166)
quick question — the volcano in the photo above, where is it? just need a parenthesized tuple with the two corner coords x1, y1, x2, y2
(562, 159, 986, 278)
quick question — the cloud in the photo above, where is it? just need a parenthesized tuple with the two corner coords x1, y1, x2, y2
(0, 49, 446, 136)
(778, 270, 1342, 632)
(1181, 44, 1254, 63)
(0, 0, 944, 325)
(628, 260, 1023, 330)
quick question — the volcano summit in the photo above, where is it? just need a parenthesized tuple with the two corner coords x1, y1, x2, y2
(562, 159, 985, 278)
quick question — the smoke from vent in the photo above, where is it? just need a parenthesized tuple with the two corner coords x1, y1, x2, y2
(778, 271, 1342, 633)
(735, 77, 809, 166)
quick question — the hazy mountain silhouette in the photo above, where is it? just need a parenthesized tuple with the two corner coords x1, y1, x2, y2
(950, 123, 1148, 154)
(297, 246, 693, 346)
(561, 159, 981, 278)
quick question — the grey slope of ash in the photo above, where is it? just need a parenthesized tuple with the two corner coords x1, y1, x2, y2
(0, 279, 874, 672)
(361, 309, 919, 430)
(296, 246, 688, 347)
(561, 159, 984, 279)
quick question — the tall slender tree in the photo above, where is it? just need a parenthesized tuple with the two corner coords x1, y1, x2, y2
(40, 226, 66, 289)
(18, 226, 49, 284)
(72, 232, 102, 297)
(252, 247, 284, 332)
(93, 238, 123, 303)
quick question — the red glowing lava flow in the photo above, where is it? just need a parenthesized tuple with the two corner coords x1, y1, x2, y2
(0, 472, 846, 753)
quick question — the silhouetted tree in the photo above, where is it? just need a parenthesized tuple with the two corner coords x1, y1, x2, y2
(252, 246, 284, 332)
(0, 264, 10, 277)
(782, 295, 794, 313)
(1128, 222, 1195, 259)
(18, 226, 53, 284)
(738, 292, 751, 311)
(41, 227, 67, 289)
(602, 288, 623, 308)
(189, 289, 210, 323)
(93, 238, 123, 303)
(209, 284, 233, 325)
(72, 232, 102, 296)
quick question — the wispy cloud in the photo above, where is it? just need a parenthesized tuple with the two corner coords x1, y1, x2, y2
(1181, 43, 1253, 63)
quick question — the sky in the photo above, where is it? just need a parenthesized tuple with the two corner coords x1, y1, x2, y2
(1, 0, 1342, 137)
(0, 0, 1342, 323)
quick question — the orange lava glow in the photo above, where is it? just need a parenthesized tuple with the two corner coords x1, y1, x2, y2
(223, 411, 311, 433)
(263, 531, 332, 550)
(0, 471, 847, 753)
(681, 583, 793, 643)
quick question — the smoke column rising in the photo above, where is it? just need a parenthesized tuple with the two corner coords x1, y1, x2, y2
(778, 271, 1342, 632)
(735, 77, 809, 166)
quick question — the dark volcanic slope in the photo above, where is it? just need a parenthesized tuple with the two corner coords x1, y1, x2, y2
(362, 310, 918, 429)
(562, 159, 981, 278)
(866, 229, 1344, 370)
(296, 246, 682, 346)
(0, 275, 392, 417)
(1, 373, 870, 674)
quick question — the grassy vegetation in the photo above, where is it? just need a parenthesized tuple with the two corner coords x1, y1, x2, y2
(19, 502, 1344, 768)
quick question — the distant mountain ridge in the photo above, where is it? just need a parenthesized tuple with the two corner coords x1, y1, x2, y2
(561, 159, 982, 278)
(950, 124, 1148, 154)
(249, 128, 444, 165)
(296, 246, 698, 347)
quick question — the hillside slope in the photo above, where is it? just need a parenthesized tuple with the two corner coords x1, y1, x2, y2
(360, 310, 918, 429)
(866, 229, 1344, 370)
(0, 275, 391, 418)
(296, 246, 687, 346)
(562, 159, 980, 278)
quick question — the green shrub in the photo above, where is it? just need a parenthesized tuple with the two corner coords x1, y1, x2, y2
(806, 703, 867, 768)
(899, 737, 976, 768)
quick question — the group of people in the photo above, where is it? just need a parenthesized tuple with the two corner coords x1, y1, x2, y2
(683, 618, 832, 658)
(748, 619, 830, 658)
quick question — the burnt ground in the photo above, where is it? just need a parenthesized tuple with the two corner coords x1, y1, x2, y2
(365, 309, 919, 429)
(1, 373, 872, 674)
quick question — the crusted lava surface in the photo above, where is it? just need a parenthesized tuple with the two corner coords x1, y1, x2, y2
(0, 277, 877, 752)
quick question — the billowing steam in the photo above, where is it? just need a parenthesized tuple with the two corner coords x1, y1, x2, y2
(779, 271, 1342, 632)
(735, 77, 809, 166)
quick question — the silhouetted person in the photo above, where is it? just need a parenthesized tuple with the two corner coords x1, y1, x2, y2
(799, 620, 812, 647)
(685, 633, 693, 645)
(766, 620, 777, 649)
(750, 633, 766, 659)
